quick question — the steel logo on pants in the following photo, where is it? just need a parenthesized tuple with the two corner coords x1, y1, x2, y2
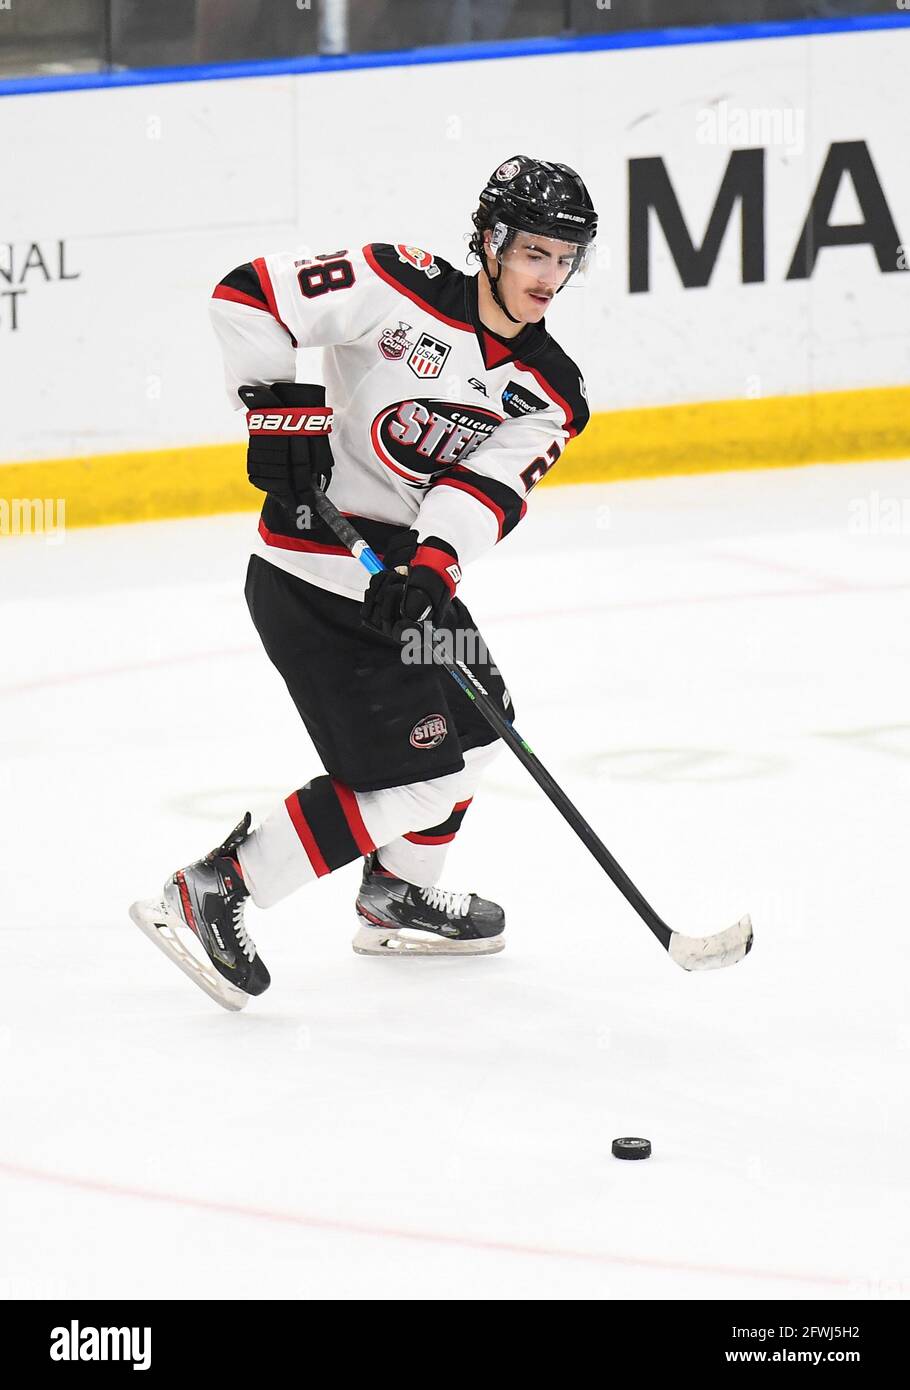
(410, 715, 448, 749)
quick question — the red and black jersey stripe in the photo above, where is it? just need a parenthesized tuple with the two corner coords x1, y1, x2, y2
(364, 243, 469, 332)
(430, 466, 527, 541)
(212, 259, 298, 346)
(258, 496, 405, 557)
(212, 262, 270, 311)
(514, 351, 590, 439)
(404, 798, 473, 846)
(285, 775, 374, 877)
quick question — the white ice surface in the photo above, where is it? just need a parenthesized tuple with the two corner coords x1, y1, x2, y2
(2, 460, 909, 1301)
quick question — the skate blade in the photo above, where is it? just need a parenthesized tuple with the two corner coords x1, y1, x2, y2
(352, 922, 505, 957)
(129, 899, 250, 1011)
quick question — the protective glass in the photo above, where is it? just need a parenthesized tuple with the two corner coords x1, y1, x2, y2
(489, 222, 596, 289)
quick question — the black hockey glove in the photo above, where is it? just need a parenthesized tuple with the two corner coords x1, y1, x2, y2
(362, 530, 462, 641)
(238, 382, 334, 511)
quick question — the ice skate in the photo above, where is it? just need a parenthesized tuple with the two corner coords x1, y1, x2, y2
(353, 852, 505, 956)
(129, 814, 270, 1010)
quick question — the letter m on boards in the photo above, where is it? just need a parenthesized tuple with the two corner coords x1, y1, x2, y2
(629, 149, 765, 292)
(628, 141, 904, 292)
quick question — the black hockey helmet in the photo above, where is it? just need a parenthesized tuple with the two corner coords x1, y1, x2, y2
(476, 155, 598, 247)
(471, 155, 598, 321)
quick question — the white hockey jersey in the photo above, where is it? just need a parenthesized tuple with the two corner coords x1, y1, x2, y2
(210, 242, 589, 600)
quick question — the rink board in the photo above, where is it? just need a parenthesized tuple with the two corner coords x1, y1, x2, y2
(3, 383, 910, 532)
(1, 21, 909, 525)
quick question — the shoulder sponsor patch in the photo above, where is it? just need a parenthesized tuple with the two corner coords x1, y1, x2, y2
(396, 244, 441, 279)
(501, 380, 549, 417)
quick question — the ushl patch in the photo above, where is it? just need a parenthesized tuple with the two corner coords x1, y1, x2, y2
(408, 333, 451, 380)
(410, 714, 448, 750)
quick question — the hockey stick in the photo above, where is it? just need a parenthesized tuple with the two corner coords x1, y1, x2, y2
(309, 486, 753, 972)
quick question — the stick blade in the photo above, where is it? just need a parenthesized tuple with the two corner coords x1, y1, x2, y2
(668, 913, 753, 972)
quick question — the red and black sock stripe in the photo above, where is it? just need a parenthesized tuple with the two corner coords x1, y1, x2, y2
(404, 798, 473, 847)
(285, 776, 375, 877)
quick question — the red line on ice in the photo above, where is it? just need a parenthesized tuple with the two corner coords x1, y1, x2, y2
(2, 581, 909, 699)
(0, 1157, 862, 1291)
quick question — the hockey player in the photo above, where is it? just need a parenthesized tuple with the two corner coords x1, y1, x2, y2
(131, 156, 597, 1007)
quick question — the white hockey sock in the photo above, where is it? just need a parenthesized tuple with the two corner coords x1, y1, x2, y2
(237, 794, 321, 908)
(371, 742, 500, 887)
(237, 743, 499, 909)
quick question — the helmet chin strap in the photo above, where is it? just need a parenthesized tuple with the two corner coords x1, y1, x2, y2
(484, 258, 523, 327)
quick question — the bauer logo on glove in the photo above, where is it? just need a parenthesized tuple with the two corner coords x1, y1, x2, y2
(239, 382, 335, 514)
(246, 409, 333, 435)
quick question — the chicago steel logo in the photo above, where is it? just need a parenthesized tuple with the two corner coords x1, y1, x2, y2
(370, 397, 501, 487)
(407, 332, 452, 379)
(378, 321, 413, 360)
(395, 244, 441, 279)
(410, 714, 448, 749)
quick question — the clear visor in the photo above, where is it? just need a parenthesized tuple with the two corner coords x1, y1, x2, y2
(488, 222, 595, 289)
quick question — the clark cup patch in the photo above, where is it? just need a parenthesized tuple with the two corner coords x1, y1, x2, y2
(378, 321, 413, 361)
(410, 714, 448, 750)
(408, 332, 451, 380)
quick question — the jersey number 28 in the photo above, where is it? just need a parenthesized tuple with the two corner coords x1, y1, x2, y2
(297, 254, 355, 298)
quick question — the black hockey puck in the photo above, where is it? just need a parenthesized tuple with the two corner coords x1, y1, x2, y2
(612, 1137, 651, 1160)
